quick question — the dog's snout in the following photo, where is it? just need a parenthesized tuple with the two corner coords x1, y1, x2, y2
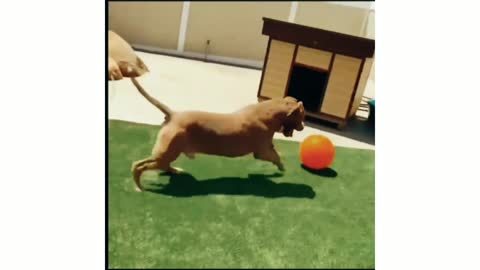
(296, 122, 304, 131)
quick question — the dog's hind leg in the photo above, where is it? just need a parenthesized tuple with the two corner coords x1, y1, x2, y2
(154, 154, 183, 175)
(132, 155, 181, 192)
(151, 129, 184, 174)
(131, 157, 156, 172)
(254, 145, 285, 171)
(132, 159, 160, 192)
(152, 147, 183, 175)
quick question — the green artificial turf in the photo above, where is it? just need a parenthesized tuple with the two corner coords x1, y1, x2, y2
(108, 120, 375, 268)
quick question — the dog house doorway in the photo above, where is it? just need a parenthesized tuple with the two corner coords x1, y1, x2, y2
(287, 64, 329, 113)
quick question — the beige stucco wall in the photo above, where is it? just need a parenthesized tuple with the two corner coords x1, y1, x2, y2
(108, 2, 374, 63)
(108, 2, 182, 49)
(295, 2, 369, 37)
(184, 2, 290, 61)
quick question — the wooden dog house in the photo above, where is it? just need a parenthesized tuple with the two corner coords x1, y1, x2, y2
(257, 18, 375, 128)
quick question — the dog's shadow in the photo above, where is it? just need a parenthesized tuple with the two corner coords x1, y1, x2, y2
(147, 172, 316, 199)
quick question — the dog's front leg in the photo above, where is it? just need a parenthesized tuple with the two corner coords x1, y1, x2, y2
(254, 145, 285, 171)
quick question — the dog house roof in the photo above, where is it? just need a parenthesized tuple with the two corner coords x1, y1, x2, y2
(262, 17, 375, 59)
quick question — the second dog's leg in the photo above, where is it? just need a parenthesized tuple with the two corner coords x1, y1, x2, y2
(254, 145, 285, 171)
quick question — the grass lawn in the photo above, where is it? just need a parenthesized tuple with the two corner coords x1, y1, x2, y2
(108, 120, 375, 268)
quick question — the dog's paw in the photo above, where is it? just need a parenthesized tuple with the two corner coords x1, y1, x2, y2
(168, 166, 184, 174)
(184, 152, 195, 159)
(165, 167, 184, 175)
(277, 164, 286, 171)
(135, 186, 144, 192)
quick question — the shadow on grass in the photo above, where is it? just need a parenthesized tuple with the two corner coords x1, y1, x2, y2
(147, 172, 315, 199)
(301, 165, 338, 177)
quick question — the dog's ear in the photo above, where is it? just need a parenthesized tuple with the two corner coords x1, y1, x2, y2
(287, 101, 303, 117)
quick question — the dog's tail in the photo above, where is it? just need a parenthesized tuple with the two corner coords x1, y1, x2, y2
(130, 77, 173, 120)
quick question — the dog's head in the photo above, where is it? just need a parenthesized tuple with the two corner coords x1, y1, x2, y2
(279, 97, 305, 137)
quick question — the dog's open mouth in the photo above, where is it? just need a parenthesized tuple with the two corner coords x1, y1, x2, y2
(281, 122, 304, 137)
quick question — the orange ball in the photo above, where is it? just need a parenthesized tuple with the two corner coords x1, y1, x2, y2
(300, 135, 336, 170)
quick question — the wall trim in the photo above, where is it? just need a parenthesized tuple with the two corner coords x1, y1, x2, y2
(288, 1, 298, 23)
(132, 44, 264, 70)
(177, 1, 191, 52)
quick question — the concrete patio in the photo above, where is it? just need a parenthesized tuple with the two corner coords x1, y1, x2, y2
(108, 51, 375, 150)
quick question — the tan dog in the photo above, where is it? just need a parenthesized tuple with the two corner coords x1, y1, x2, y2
(130, 77, 305, 191)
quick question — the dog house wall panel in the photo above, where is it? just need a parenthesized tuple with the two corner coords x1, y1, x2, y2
(260, 39, 296, 98)
(320, 54, 362, 118)
(295, 46, 332, 70)
(349, 57, 374, 117)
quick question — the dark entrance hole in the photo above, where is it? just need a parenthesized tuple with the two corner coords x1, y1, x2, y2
(287, 64, 329, 112)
